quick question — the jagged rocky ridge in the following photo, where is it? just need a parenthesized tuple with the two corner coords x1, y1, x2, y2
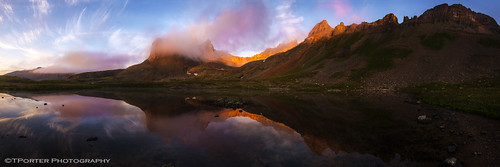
(308, 4, 499, 42)
(68, 3, 500, 88)
(233, 3, 500, 88)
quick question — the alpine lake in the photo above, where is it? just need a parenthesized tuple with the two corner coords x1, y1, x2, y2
(0, 89, 498, 167)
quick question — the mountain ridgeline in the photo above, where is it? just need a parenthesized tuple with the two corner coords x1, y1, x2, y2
(24, 4, 500, 89)
(231, 4, 500, 88)
(4, 67, 74, 81)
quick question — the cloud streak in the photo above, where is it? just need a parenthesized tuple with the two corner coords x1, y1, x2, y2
(320, 0, 365, 24)
(329, 0, 352, 17)
(30, 0, 51, 18)
(0, 0, 307, 74)
(0, 0, 13, 22)
(64, 0, 90, 6)
(274, 0, 305, 43)
(35, 51, 136, 73)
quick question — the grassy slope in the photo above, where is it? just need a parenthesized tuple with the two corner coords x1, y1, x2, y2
(348, 33, 413, 81)
(2, 27, 499, 120)
(419, 32, 457, 50)
(404, 76, 500, 119)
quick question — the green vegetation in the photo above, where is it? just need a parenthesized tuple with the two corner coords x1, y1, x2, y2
(0, 75, 274, 91)
(349, 38, 413, 80)
(419, 32, 456, 50)
(478, 37, 500, 48)
(268, 70, 317, 83)
(0, 76, 34, 83)
(339, 32, 363, 48)
(0, 76, 98, 91)
(0, 73, 362, 93)
(333, 32, 411, 81)
(404, 77, 500, 120)
(296, 44, 332, 70)
(301, 52, 330, 70)
(324, 81, 362, 90)
(329, 72, 345, 79)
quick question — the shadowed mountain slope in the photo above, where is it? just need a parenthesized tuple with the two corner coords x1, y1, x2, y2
(67, 4, 500, 89)
(232, 3, 500, 88)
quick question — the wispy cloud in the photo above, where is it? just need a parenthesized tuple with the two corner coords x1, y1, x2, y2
(35, 51, 136, 73)
(118, 0, 129, 13)
(0, 0, 309, 74)
(90, 2, 112, 30)
(53, 8, 86, 50)
(12, 29, 43, 45)
(320, 0, 365, 24)
(329, 0, 352, 17)
(64, 0, 90, 6)
(0, 0, 14, 22)
(0, 40, 40, 55)
(30, 0, 51, 18)
(275, 0, 305, 42)
(108, 29, 152, 60)
(0, 0, 139, 74)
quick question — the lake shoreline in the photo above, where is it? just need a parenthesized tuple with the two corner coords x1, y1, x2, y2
(1, 90, 499, 166)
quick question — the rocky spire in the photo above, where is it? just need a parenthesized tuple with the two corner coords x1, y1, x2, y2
(305, 20, 333, 42)
(332, 22, 346, 36)
(398, 3, 500, 33)
(376, 13, 398, 26)
(201, 39, 215, 52)
(148, 38, 163, 61)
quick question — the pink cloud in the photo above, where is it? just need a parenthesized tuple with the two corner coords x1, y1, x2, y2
(321, 0, 365, 24)
(153, 0, 284, 58)
(149, 0, 308, 60)
(204, 0, 270, 52)
(35, 51, 135, 73)
(329, 0, 352, 17)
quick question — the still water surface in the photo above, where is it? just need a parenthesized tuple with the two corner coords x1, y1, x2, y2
(0, 90, 424, 166)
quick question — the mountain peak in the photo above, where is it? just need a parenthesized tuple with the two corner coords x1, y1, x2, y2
(318, 20, 329, 25)
(417, 3, 499, 32)
(382, 13, 398, 24)
(305, 20, 333, 42)
(201, 39, 215, 52)
(368, 13, 399, 28)
(333, 22, 346, 36)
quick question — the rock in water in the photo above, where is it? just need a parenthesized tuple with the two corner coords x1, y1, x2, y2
(441, 157, 462, 167)
(448, 145, 457, 153)
(86, 137, 98, 142)
(418, 115, 432, 124)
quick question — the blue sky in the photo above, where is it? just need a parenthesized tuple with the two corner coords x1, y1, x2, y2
(0, 0, 498, 74)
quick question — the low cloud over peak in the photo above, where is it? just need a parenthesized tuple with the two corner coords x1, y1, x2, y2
(153, 0, 304, 58)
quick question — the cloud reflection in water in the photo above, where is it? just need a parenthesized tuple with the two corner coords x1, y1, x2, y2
(0, 93, 407, 166)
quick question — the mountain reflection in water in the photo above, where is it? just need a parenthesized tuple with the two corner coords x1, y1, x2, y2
(0, 91, 417, 166)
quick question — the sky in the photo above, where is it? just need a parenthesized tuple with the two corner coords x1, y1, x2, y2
(0, 0, 499, 74)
